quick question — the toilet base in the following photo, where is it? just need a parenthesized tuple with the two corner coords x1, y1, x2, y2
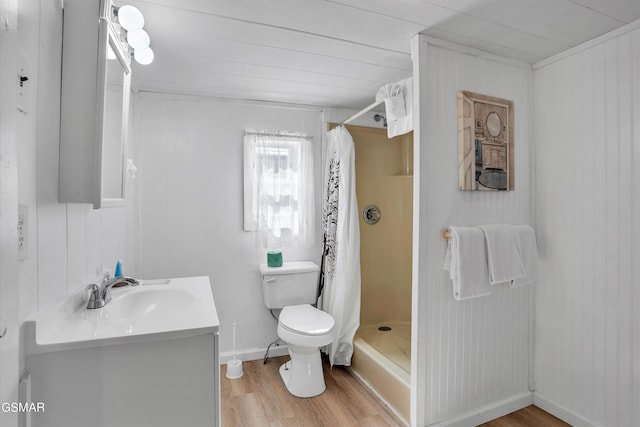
(279, 346, 326, 398)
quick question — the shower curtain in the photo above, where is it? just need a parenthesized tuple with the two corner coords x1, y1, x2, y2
(322, 126, 361, 366)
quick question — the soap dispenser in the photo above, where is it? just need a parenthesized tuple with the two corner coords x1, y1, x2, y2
(114, 259, 123, 278)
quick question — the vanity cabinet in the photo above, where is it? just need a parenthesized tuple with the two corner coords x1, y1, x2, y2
(27, 333, 219, 427)
(24, 276, 221, 427)
(59, 0, 131, 208)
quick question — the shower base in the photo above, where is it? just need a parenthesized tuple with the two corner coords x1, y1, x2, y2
(350, 321, 410, 423)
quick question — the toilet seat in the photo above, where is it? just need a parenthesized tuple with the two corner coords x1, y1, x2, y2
(278, 304, 334, 336)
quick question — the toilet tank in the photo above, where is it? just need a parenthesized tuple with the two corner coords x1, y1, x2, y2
(259, 261, 320, 309)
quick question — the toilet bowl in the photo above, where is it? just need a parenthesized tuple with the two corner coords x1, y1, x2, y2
(276, 304, 335, 398)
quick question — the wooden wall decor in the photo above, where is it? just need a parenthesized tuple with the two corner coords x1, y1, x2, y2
(457, 91, 514, 190)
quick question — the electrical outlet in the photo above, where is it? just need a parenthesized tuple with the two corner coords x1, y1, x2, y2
(18, 205, 27, 261)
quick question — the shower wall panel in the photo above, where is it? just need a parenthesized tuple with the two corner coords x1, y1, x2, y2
(348, 125, 413, 326)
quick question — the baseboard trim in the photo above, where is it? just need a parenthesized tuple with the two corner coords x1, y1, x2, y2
(219, 344, 289, 364)
(534, 392, 598, 427)
(429, 391, 533, 426)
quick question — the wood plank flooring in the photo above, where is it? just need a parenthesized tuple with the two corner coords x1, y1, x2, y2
(220, 355, 404, 426)
(479, 405, 571, 427)
(221, 356, 569, 427)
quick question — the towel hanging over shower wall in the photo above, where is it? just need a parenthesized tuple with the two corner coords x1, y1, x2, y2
(375, 77, 413, 138)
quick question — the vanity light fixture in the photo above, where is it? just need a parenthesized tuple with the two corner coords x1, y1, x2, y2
(113, 4, 154, 65)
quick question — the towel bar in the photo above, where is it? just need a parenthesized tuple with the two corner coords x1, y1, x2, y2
(441, 228, 451, 240)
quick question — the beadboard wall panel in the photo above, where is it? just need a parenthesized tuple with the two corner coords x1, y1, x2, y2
(533, 25, 640, 427)
(414, 37, 534, 425)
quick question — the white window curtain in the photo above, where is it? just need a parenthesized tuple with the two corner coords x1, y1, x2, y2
(243, 131, 315, 251)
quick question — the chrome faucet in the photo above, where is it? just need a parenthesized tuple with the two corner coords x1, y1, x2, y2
(86, 273, 140, 309)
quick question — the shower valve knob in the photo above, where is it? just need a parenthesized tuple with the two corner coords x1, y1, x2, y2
(363, 205, 381, 225)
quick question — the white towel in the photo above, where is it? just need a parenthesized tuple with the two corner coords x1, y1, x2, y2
(375, 77, 413, 138)
(385, 94, 406, 121)
(478, 224, 526, 285)
(444, 226, 492, 300)
(511, 225, 537, 287)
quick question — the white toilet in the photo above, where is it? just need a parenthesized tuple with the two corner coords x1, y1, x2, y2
(260, 261, 335, 398)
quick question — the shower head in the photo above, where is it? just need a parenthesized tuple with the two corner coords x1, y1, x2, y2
(374, 114, 387, 128)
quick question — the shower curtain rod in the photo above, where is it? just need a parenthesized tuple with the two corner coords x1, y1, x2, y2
(340, 99, 384, 125)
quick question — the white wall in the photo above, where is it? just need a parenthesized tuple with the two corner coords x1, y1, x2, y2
(135, 94, 325, 355)
(16, 0, 136, 335)
(412, 36, 534, 426)
(533, 23, 640, 427)
(1, 1, 21, 426)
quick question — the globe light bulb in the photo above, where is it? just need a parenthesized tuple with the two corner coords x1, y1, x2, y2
(127, 29, 150, 50)
(118, 5, 144, 32)
(134, 47, 154, 65)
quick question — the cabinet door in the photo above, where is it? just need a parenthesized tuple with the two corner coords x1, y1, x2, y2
(59, 0, 131, 208)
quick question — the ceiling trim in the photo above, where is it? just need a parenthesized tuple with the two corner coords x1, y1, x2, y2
(137, 89, 327, 111)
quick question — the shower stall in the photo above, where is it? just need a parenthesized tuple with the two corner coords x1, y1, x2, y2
(342, 124, 413, 422)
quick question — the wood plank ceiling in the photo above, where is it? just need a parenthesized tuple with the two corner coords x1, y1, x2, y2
(123, 0, 640, 109)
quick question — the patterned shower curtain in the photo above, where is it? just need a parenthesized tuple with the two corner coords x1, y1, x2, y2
(322, 125, 361, 366)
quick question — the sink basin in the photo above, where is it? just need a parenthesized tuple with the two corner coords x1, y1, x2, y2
(25, 276, 219, 355)
(109, 287, 196, 319)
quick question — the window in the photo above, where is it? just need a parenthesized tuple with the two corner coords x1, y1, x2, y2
(243, 131, 315, 249)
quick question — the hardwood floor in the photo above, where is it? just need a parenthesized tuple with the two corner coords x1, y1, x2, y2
(479, 405, 571, 427)
(221, 356, 569, 427)
(220, 355, 405, 426)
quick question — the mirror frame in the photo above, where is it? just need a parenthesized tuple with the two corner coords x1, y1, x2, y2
(95, 12, 132, 208)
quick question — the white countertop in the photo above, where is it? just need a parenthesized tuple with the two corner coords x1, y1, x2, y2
(25, 276, 219, 355)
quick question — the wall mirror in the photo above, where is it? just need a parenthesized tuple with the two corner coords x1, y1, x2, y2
(100, 30, 131, 206)
(457, 91, 514, 191)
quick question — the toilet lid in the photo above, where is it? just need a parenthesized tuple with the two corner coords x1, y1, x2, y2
(279, 304, 335, 336)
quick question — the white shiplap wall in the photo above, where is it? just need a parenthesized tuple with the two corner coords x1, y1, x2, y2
(135, 94, 325, 357)
(413, 36, 534, 426)
(533, 24, 640, 427)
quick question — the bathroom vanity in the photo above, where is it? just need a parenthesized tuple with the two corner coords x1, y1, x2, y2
(24, 277, 219, 427)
